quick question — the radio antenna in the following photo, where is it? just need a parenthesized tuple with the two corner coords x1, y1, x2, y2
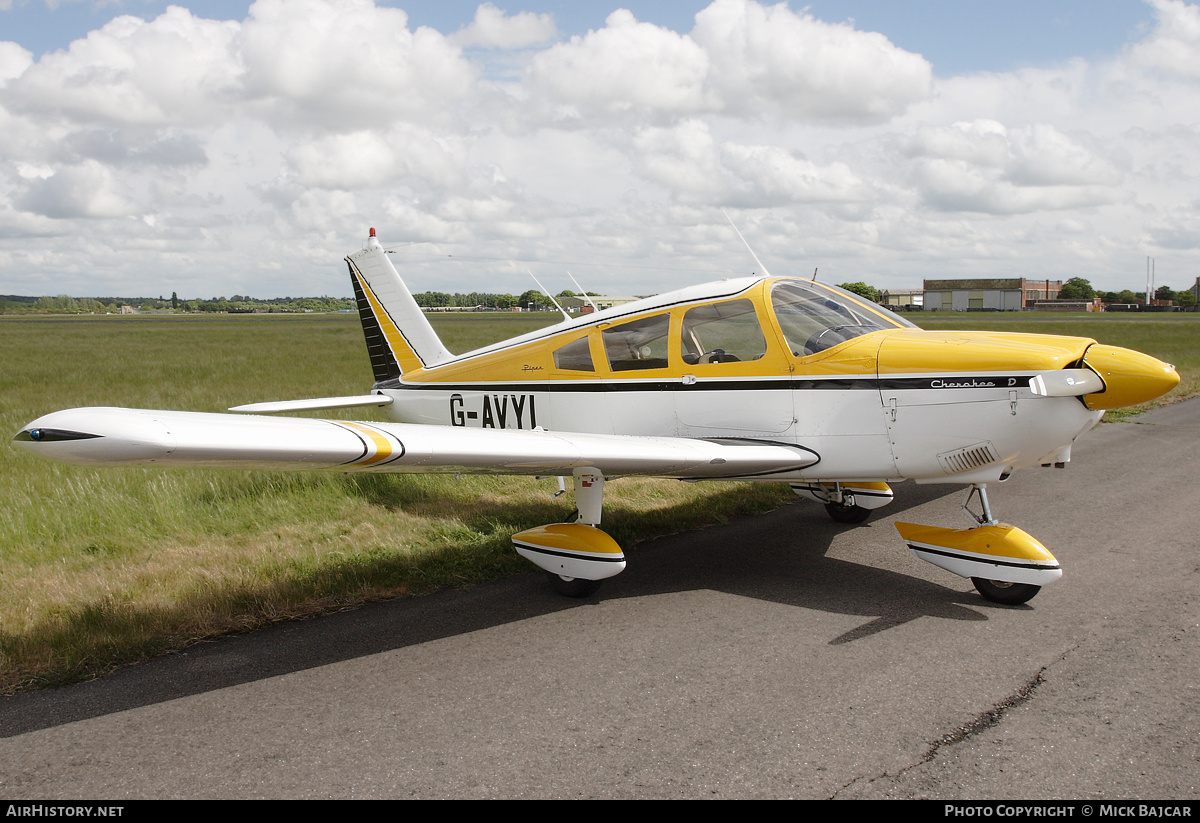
(722, 209, 772, 278)
(528, 270, 572, 322)
(567, 272, 598, 312)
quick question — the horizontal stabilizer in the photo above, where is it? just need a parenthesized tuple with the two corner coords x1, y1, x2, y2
(229, 395, 394, 414)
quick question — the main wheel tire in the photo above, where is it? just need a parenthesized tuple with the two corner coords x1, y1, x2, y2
(971, 577, 1041, 605)
(547, 572, 602, 598)
(825, 501, 871, 524)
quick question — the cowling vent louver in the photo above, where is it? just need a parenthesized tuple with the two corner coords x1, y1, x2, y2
(937, 442, 1000, 475)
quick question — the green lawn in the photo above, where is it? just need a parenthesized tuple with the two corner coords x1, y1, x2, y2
(0, 312, 787, 692)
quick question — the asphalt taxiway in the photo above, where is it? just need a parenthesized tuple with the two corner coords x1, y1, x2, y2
(1, 400, 1197, 799)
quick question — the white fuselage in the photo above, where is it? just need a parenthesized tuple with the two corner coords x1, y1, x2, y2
(379, 374, 1103, 485)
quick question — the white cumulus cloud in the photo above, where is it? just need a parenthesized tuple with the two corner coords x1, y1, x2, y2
(1129, 0, 1200, 79)
(0, 0, 1197, 298)
(527, 9, 711, 119)
(691, 0, 932, 122)
(6, 7, 241, 127)
(453, 2, 557, 49)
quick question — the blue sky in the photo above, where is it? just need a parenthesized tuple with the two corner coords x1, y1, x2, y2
(3, 0, 1156, 74)
(0, 0, 1196, 298)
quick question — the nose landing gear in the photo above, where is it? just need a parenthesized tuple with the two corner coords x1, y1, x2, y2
(897, 485, 1061, 606)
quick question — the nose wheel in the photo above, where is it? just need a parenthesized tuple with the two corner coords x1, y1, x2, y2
(971, 577, 1041, 605)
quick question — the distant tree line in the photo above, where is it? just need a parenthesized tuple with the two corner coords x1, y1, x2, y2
(833, 277, 1197, 309)
(5, 277, 1194, 316)
(837, 282, 881, 302)
(413, 289, 564, 311)
(1058, 277, 1196, 307)
(0, 293, 356, 314)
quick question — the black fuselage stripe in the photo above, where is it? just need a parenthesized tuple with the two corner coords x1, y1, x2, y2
(378, 375, 1034, 394)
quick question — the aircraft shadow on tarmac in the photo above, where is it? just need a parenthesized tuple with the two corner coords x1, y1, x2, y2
(0, 480, 1009, 738)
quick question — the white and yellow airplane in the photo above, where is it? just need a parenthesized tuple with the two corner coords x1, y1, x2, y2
(14, 229, 1180, 605)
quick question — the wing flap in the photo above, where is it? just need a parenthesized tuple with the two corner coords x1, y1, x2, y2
(15, 407, 818, 478)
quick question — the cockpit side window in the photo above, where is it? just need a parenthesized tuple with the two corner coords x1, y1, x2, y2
(771, 281, 913, 356)
(679, 299, 767, 365)
(601, 313, 670, 371)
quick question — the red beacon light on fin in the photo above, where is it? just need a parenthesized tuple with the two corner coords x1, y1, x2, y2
(369, 227, 376, 237)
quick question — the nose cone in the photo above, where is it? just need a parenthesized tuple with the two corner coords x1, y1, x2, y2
(1082, 344, 1180, 410)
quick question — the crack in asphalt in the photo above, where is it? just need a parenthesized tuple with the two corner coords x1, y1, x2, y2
(924, 667, 1047, 759)
(830, 661, 1056, 799)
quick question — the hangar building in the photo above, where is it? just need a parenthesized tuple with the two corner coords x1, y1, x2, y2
(923, 279, 1062, 311)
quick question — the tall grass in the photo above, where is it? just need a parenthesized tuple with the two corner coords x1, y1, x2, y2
(0, 314, 790, 692)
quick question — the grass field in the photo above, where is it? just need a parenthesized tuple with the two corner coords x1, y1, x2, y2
(2, 310, 1196, 693)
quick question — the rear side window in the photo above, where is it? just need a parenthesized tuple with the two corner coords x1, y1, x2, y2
(553, 336, 595, 371)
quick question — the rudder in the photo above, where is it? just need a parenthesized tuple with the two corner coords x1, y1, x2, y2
(345, 229, 453, 383)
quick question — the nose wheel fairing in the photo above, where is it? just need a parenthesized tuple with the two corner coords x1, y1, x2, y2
(895, 520, 1062, 589)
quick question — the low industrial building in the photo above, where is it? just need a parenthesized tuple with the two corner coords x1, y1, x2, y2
(1032, 299, 1102, 312)
(559, 295, 642, 313)
(923, 278, 1062, 311)
(879, 289, 923, 310)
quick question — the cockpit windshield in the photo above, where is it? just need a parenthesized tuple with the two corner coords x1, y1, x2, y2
(771, 280, 915, 357)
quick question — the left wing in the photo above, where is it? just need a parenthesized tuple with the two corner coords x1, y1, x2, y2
(14, 407, 818, 480)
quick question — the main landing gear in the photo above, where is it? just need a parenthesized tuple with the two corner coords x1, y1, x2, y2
(511, 469, 624, 598)
(791, 481, 895, 525)
(970, 577, 1042, 606)
(825, 500, 872, 524)
(516, 474, 1061, 606)
(546, 573, 603, 598)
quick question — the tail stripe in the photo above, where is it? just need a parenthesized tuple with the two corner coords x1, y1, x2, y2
(348, 261, 425, 379)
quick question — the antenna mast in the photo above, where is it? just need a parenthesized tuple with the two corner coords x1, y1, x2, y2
(722, 210, 772, 278)
(567, 272, 599, 312)
(528, 271, 572, 322)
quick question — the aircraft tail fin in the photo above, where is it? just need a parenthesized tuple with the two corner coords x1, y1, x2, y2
(345, 229, 453, 381)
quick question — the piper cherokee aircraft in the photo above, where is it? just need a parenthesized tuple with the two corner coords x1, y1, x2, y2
(15, 229, 1180, 605)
